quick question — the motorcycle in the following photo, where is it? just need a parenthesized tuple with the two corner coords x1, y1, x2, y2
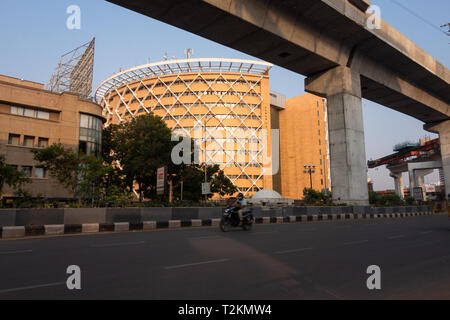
(220, 206, 254, 232)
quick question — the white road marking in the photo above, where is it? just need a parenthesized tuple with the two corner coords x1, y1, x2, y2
(274, 248, 313, 255)
(388, 235, 406, 240)
(188, 235, 222, 240)
(92, 241, 145, 248)
(165, 258, 230, 270)
(334, 226, 351, 229)
(420, 231, 433, 235)
(0, 282, 65, 295)
(251, 231, 278, 236)
(0, 250, 33, 255)
(343, 240, 369, 246)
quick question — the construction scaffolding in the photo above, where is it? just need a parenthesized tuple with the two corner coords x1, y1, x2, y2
(46, 38, 95, 99)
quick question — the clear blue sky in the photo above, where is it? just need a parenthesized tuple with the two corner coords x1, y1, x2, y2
(0, 0, 449, 190)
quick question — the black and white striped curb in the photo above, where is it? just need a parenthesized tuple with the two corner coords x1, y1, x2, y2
(0, 210, 435, 240)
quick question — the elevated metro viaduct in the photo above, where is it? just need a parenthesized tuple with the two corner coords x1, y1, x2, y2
(368, 138, 442, 200)
(106, 0, 450, 205)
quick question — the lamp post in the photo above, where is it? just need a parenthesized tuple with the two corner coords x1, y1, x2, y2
(304, 165, 316, 189)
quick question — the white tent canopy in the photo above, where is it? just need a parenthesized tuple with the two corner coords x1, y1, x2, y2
(251, 189, 283, 200)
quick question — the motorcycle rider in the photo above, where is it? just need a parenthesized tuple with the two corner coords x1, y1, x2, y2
(233, 193, 248, 224)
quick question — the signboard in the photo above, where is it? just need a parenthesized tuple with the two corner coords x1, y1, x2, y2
(202, 182, 211, 195)
(157, 167, 167, 195)
(412, 187, 424, 201)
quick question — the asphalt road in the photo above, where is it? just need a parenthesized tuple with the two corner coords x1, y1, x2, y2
(0, 215, 449, 300)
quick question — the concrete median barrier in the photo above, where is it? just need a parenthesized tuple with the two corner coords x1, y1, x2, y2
(2, 226, 25, 239)
(44, 225, 65, 236)
(143, 221, 157, 231)
(82, 224, 99, 233)
(169, 220, 181, 228)
(191, 219, 202, 227)
(114, 222, 129, 232)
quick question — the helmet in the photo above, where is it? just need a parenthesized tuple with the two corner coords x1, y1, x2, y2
(237, 193, 244, 200)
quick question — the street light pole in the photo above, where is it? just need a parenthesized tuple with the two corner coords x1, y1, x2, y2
(304, 165, 316, 189)
(204, 118, 208, 202)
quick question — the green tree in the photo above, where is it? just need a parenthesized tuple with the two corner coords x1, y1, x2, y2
(31, 143, 80, 196)
(210, 166, 238, 198)
(303, 188, 332, 205)
(0, 154, 30, 198)
(32, 144, 115, 204)
(77, 155, 112, 205)
(107, 114, 175, 201)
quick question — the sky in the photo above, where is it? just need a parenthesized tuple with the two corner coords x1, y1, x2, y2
(0, 0, 449, 191)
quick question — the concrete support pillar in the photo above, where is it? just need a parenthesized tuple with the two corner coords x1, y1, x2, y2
(305, 66, 368, 205)
(409, 168, 433, 201)
(425, 121, 450, 199)
(389, 172, 404, 199)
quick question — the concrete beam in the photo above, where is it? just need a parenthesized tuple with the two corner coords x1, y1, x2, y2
(107, 0, 450, 123)
(305, 66, 368, 205)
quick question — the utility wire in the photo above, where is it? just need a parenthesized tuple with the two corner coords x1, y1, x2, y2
(387, 0, 449, 37)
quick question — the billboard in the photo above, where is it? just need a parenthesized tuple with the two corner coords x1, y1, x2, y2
(157, 167, 167, 195)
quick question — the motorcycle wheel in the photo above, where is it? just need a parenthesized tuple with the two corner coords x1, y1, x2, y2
(220, 219, 231, 232)
(242, 222, 253, 231)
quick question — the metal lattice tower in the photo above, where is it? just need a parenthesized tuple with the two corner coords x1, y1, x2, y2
(95, 58, 273, 196)
(47, 38, 95, 99)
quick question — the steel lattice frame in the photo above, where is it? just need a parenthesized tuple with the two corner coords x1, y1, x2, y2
(95, 58, 273, 195)
(47, 38, 95, 99)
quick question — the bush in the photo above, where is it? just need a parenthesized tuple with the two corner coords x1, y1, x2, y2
(369, 192, 412, 207)
(303, 188, 333, 206)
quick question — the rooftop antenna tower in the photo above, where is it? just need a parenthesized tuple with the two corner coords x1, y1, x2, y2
(46, 38, 95, 99)
(185, 48, 194, 59)
(441, 23, 450, 36)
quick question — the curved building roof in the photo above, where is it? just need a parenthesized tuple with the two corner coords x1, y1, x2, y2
(95, 58, 273, 104)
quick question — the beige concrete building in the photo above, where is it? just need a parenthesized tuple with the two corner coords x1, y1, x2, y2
(279, 93, 331, 199)
(0, 75, 104, 199)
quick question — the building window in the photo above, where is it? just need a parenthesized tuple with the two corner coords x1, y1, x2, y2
(320, 159, 323, 165)
(21, 166, 32, 177)
(10, 105, 51, 120)
(34, 167, 45, 179)
(79, 113, 102, 157)
(318, 130, 320, 136)
(321, 179, 324, 186)
(23, 136, 35, 147)
(24, 108, 36, 118)
(319, 149, 322, 155)
(319, 139, 321, 146)
(10, 106, 24, 116)
(37, 110, 50, 120)
(38, 138, 49, 148)
(8, 134, 20, 145)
